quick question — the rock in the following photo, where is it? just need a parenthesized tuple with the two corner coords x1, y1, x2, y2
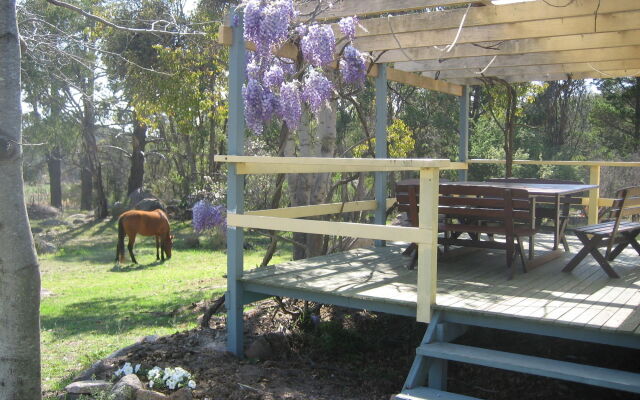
(111, 201, 129, 218)
(74, 358, 119, 382)
(128, 188, 157, 208)
(136, 389, 168, 400)
(34, 238, 57, 255)
(245, 336, 272, 360)
(168, 388, 193, 400)
(27, 203, 60, 220)
(65, 380, 113, 394)
(245, 333, 289, 360)
(111, 374, 144, 400)
(134, 198, 166, 212)
(40, 218, 67, 227)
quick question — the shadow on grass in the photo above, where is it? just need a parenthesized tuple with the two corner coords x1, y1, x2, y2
(110, 259, 166, 272)
(40, 289, 219, 339)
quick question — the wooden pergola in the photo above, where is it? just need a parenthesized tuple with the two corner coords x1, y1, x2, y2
(216, 2, 640, 399)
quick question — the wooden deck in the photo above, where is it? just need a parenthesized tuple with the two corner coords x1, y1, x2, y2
(241, 234, 640, 342)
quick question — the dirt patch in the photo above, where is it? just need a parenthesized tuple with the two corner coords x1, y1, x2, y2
(65, 299, 640, 400)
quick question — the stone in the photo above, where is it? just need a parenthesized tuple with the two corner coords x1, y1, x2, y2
(34, 238, 57, 255)
(245, 336, 272, 360)
(135, 198, 166, 212)
(40, 218, 67, 227)
(111, 201, 129, 218)
(111, 374, 144, 400)
(168, 387, 193, 400)
(128, 188, 157, 208)
(135, 389, 168, 400)
(74, 358, 119, 381)
(65, 380, 113, 394)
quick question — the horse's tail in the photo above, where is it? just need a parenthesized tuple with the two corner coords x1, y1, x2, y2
(115, 217, 126, 263)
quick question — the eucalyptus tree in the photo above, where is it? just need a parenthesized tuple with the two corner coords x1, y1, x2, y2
(0, 0, 42, 398)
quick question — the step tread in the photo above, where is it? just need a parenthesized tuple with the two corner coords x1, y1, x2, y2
(417, 342, 640, 393)
(395, 387, 481, 400)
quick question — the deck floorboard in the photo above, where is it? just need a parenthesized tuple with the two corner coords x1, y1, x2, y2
(240, 234, 640, 337)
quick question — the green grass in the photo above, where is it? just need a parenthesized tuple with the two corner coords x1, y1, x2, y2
(39, 217, 291, 397)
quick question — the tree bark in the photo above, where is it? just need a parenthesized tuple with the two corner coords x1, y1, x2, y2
(80, 152, 93, 210)
(0, 1, 43, 398)
(306, 99, 337, 257)
(47, 146, 62, 209)
(127, 113, 147, 195)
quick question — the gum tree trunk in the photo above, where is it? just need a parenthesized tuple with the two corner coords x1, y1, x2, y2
(0, 1, 43, 398)
(127, 114, 147, 195)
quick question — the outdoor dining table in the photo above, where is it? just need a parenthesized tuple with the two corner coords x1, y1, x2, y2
(399, 179, 598, 268)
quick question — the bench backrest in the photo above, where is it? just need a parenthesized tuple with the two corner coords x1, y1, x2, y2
(605, 186, 640, 255)
(439, 185, 534, 235)
(395, 179, 420, 227)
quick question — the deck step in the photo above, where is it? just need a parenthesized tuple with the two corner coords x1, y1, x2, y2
(417, 342, 640, 393)
(395, 387, 481, 400)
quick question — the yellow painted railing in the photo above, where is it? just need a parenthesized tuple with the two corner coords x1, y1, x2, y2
(468, 159, 640, 224)
(216, 155, 468, 323)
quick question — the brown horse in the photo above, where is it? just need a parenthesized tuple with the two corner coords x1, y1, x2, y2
(115, 209, 173, 264)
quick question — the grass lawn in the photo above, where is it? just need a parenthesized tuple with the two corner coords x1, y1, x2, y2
(38, 216, 290, 398)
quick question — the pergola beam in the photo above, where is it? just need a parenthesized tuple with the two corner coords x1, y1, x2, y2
(436, 61, 640, 83)
(296, 0, 485, 22)
(351, 0, 635, 39)
(375, 30, 640, 63)
(352, 11, 640, 53)
(449, 69, 640, 84)
(396, 46, 640, 73)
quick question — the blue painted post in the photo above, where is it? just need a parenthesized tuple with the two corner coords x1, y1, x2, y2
(374, 64, 388, 247)
(226, 13, 246, 357)
(459, 85, 469, 181)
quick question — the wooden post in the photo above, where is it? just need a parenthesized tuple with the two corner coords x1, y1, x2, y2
(226, 13, 246, 357)
(458, 86, 469, 181)
(588, 165, 600, 225)
(416, 167, 439, 323)
(375, 63, 388, 247)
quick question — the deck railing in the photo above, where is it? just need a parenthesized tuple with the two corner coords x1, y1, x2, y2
(215, 155, 467, 323)
(468, 159, 640, 225)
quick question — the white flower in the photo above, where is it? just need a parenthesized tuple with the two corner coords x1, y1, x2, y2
(134, 364, 141, 373)
(149, 380, 154, 388)
(188, 380, 196, 389)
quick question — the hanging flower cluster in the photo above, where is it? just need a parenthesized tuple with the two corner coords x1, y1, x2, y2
(241, 0, 368, 134)
(192, 200, 226, 232)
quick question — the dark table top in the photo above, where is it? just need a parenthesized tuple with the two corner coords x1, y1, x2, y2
(398, 179, 598, 196)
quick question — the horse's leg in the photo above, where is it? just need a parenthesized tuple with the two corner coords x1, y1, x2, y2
(155, 236, 160, 260)
(128, 234, 138, 264)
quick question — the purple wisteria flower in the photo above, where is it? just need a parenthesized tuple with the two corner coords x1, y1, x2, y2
(263, 64, 285, 88)
(300, 24, 336, 67)
(279, 81, 302, 130)
(339, 45, 367, 86)
(302, 69, 333, 112)
(192, 200, 226, 232)
(243, 0, 296, 57)
(338, 16, 358, 41)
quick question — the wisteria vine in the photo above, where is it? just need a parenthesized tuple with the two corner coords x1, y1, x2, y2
(240, 0, 367, 135)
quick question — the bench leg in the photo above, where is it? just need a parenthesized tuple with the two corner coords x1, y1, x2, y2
(623, 230, 640, 256)
(516, 236, 527, 272)
(562, 232, 603, 274)
(608, 242, 628, 261)
(506, 235, 515, 280)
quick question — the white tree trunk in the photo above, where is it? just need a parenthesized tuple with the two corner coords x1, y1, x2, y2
(0, 1, 42, 399)
(307, 99, 337, 256)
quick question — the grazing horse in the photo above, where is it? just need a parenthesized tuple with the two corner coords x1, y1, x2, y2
(115, 209, 173, 264)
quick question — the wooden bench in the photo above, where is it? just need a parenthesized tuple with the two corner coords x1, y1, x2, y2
(487, 177, 584, 251)
(562, 185, 640, 278)
(439, 185, 537, 279)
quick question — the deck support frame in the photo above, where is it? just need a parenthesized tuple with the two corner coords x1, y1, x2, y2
(226, 11, 247, 357)
(458, 85, 469, 182)
(375, 63, 388, 247)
